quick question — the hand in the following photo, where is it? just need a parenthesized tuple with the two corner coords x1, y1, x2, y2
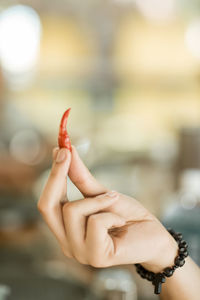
(38, 146, 178, 271)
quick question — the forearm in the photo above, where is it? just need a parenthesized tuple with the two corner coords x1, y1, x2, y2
(160, 256, 200, 300)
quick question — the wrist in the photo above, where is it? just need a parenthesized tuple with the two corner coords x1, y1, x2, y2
(135, 228, 189, 295)
(142, 230, 178, 273)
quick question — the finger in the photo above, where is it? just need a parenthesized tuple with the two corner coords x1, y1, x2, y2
(41, 148, 71, 207)
(86, 212, 126, 267)
(68, 145, 108, 197)
(52, 147, 59, 160)
(38, 148, 72, 253)
(62, 191, 119, 263)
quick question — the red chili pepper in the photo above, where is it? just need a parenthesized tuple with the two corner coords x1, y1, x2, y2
(58, 108, 72, 151)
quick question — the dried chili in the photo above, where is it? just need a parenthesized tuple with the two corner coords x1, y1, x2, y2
(58, 108, 72, 151)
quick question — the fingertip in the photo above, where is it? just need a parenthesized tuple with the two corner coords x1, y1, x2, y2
(71, 145, 78, 157)
(65, 148, 72, 163)
(53, 146, 59, 154)
(53, 148, 71, 164)
(49, 148, 71, 180)
(52, 147, 59, 160)
(71, 145, 75, 151)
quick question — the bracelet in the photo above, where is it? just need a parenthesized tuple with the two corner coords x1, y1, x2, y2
(135, 229, 189, 295)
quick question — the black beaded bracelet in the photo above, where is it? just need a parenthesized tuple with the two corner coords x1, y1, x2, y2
(135, 229, 189, 295)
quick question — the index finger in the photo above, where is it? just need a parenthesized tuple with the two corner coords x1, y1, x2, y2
(68, 146, 108, 197)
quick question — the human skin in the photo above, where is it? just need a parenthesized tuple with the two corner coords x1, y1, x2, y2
(38, 146, 200, 299)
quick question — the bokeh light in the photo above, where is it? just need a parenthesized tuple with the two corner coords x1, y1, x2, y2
(185, 19, 200, 60)
(135, 0, 176, 22)
(0, 5, 41, 76)
(9, 129, 44, 165)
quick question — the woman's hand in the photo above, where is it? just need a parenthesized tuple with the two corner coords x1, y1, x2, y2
(38, 146, 178, 271)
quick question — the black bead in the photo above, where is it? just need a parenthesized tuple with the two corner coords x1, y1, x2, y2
(136, 264, 143, 272)
(179, 249, 188, 257)
(161, 274, 166, 283)
(174, 233, 182, 241)
(179, 260, 185, 267)
(136, 268, 141, 274)
(163, 267, 174, 277)
(179, 240, 188, 249)
(179, 254, 187, 260)
(138, 267, 147, 278)
(180, 251, 188, 259)
(141, 271, 147, 278)
(139, 266, 146, 273)
(150, 272, 155, 281)
(175, 256, 185, 267)
(179, 247, 186, 253)
(146, 272, 154, 281)
(176, 233, 183, 239)
(168, 228, 175, 235)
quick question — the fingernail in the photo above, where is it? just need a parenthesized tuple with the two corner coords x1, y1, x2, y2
(56, 148, 67, 163)
(52, 147, 59, 160)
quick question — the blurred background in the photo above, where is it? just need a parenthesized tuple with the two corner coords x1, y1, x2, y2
(0, 0, 200, 299)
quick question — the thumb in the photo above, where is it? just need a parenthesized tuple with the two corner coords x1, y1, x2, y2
(68, 145, 108, 197)
(38, 147, 71, 246)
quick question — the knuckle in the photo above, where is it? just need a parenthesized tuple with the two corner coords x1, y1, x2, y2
(110, 191, 120, 199)
(88, 256, 108, 268)
(88, 214, 101, 227)
(61, 245, 88, 265)
(96, 195, 105, 203)
(74, 253, 88, 265)
(37, 199, 45, 215)
(61, 247, 73, 259)
(49, 168, 58, 179)
(62, 202, 76, 217)
(37, 198, 56, 216)
(96, 191, 120, 202)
